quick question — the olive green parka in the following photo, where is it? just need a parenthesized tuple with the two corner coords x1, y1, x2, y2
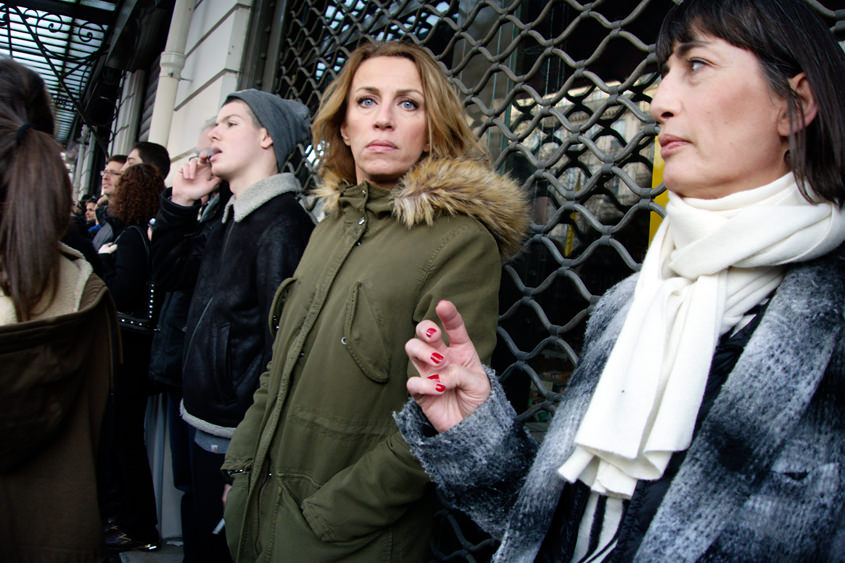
(223, 158, 529, 562)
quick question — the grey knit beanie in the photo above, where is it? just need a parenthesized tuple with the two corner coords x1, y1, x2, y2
(224, 89, 310, 172)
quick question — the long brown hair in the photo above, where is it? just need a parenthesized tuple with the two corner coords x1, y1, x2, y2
(109, 163, 163, 227)
(312, 42, 487, 187)
(0, 58, 70, 321)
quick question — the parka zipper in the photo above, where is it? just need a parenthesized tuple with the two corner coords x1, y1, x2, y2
(254, 469, 272, 555)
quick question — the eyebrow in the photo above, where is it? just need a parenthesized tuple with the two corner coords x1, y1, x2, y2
(353, 86, 424, 98)
(215, 113, 241, 124)
(673, 39, 709, 58)
(661, 39, 709, 74)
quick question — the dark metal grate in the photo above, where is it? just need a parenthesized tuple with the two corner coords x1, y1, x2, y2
(262, 1, 845, 560)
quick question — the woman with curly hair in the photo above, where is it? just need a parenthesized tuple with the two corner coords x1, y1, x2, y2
(98, 162, 165, 552)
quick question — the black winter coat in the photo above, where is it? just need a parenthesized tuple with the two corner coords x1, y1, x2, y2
(99, 223, 156, 382)
(151, 174, 313, 434)
(148, 189, 230, 389)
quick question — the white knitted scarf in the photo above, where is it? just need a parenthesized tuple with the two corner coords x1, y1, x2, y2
(558, 173, 845, 499)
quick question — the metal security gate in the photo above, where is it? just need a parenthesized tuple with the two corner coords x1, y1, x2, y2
(244, 1, 845, 559)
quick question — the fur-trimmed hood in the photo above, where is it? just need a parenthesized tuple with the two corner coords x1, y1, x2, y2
(314, 158, 530, 257)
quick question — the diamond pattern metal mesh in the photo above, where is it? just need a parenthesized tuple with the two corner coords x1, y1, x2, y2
(263, 1, 845, 559)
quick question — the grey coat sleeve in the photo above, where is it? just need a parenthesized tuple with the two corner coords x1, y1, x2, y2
(394, 367, 539, 539)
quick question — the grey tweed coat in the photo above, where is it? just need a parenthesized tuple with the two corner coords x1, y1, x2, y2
(396, 247, 845, 562)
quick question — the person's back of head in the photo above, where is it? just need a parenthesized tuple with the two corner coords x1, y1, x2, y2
(132, 141, 171, 178)
(110, 162, 163, 227)
(0, 58, 72, 321)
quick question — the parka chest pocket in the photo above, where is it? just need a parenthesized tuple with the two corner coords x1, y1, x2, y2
(343, 282, 391, 383)
(269, 277, 297, 336)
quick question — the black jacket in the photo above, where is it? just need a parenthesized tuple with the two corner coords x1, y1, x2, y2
(148, 189, 230, 389)
(99, 223, 156, 384)
(151, 174, 313, 435)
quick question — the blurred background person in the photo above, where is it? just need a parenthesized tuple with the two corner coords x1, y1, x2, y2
(123, 141, 171, 177)
(92, 154, 126, 250)
(97, 162, 165, 552)
(95, 143, 169, 251)
(84, 196, 98, 231)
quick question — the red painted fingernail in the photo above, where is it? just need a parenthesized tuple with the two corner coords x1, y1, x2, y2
(427, 374, 440, 381)
(425, 328, 436, 338)
(431, 352, 444, 364)
(435, 384, 445, 393)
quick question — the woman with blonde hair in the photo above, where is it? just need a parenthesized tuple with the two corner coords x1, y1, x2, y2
(0, 58, 116, 562)
(223, 41, 529, 561)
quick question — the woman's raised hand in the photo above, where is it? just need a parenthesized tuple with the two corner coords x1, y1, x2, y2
(172, 151, 220, 206)
(405, 300, 491, 433)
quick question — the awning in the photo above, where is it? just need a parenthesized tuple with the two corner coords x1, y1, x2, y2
(0, 1, 120, 146)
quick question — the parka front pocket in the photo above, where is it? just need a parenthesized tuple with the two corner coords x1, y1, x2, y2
(343, 282, 391, 383)
(270, 478, 391, 562)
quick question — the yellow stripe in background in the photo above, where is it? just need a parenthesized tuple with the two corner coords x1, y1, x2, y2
(648, 137, 668, 244)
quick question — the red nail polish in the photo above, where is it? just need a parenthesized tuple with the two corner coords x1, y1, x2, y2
(425, 328, 436, 338)
(431, 352, 444, 364)
(435, 384, 445, 393)
(427, 374, 440, 381)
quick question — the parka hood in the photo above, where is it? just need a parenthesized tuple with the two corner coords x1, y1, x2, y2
(314, 158, 530, 257)
(0, 271, 115, 471)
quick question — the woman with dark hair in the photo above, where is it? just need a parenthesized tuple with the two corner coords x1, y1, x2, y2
(97, 162, 165, 551)
(395, 1, 845, 560)
(222, 41, 529, 561)
(0, 58, 116, 561)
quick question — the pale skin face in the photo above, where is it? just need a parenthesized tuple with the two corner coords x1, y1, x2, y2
(650, 34, 796, 199)
(206, 101, 276, 194)
(172, 102, 275, 204)
(101, 159, 123, 196)
(121, 148, 142, 172)
(85, 201, 96, 223)
(340, 56, 430, 190)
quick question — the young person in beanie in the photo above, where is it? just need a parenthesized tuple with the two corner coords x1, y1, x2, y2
(151, 90, 314, 562)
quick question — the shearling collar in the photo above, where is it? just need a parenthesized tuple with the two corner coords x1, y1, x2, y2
(0, 244, 92, 325)
(313, 158, 530, 257)
(222, 173, 302, 223)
